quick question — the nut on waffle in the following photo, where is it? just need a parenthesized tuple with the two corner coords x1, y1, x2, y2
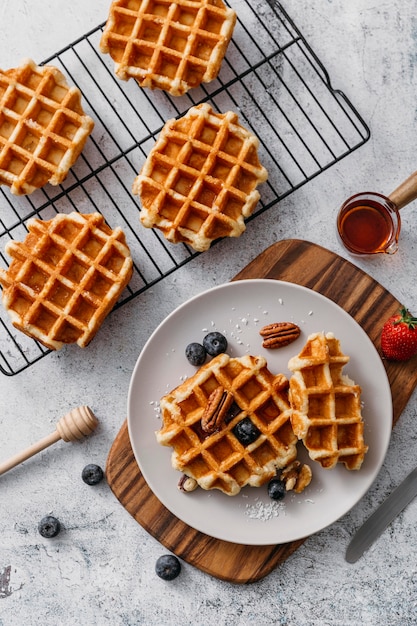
(0, 212, 133, 350)
(100, 0, 237, 96)
(157, 353, 306, 496)
(132, 103, 268, 251)
(288, 332, 368, 470)
(0, 58, 94, 195)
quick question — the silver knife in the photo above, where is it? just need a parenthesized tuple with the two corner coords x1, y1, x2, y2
(346, 466, 417, 563)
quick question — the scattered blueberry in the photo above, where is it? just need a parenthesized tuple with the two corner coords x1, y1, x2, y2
(185, 342, 206, 366)
(203, 332, 228, 357)
(155, 554, 181, 581)
(82, 464, 104, 485)
(233, 417, 261, 446)
(267, 477, 286, 501)
(38, 515, 61, 538)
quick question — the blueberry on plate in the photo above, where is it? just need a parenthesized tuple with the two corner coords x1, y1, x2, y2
(185, 342, 206, 366)
(267, 477, 286, 501)
(233, 417, 261, 446)
(82, 464, 104, 485)
(155, 554, 181, 581)
(203, 332, 228, 357)
(38, 515, 61, 538)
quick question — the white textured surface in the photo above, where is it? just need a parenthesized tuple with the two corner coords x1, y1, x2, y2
(1, 1, 417, 625)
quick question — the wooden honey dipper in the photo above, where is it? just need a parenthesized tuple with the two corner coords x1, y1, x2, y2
(0, 406, 98, 476)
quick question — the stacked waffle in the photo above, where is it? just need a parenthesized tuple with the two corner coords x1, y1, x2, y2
(157, 332, 369, 496)
(100, 0, 237, 96)
(0, 212, 133, 350)
(133, 103, 268, 251)
(0, 58, 94, 195)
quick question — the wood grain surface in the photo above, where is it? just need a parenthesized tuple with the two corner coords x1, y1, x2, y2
(106, 240, 417, 583)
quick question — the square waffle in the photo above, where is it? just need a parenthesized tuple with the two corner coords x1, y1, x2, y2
(132, 103, 268, 251)
(0, 58, 94, 195)
(100, 0, 237, 96)
(288, 332, 369, 470)
(157, 353, 302, 496)
(0, 212, 133, 350)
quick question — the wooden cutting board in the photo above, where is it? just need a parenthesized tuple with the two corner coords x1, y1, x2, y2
(106, 239, 417, 583)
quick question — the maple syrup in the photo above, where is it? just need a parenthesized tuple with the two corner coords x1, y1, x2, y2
(337, 192, 401, 255)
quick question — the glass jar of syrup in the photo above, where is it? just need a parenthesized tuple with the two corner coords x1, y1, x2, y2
(337, 192, 401, 255)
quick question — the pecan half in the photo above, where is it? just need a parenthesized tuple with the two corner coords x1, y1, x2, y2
(281, 461, 312, 493)
(260, 322, 301, 349)
(201, 386, 234, 433)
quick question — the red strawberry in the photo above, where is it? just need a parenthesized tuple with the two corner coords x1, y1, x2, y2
(381, 306, 417, 361)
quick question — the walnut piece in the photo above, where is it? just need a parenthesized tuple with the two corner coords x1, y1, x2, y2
(281, 461, 312, 493)
(178, 475, 198, 492)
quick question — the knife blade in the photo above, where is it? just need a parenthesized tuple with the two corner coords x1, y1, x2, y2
(346, 466, 417, 563)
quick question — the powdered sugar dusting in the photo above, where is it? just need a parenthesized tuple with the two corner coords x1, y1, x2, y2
(244, 498, 286, 520)
(149, 399, 161, 419)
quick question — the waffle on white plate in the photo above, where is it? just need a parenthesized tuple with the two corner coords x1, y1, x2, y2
(133, 103, 268, 251)
(157, 353, 312, 496)
(100, 0, 237, 96)
(0, 212, 133, 350)
(0, 58, 94, 195)
(288, 332, 369, 470)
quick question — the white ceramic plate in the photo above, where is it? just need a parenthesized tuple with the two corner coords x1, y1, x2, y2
(127, 280, 392, 545)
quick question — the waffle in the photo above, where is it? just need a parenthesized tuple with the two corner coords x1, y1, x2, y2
(0, 58, 94, 195)
(132, 103, 268, 251)
(288, 332, 368, 470)
(100, 0, 237, 96)
(0, 212, 133, 350)
(157, 353, 304, 496)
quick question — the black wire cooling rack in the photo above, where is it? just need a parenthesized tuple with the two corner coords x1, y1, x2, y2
(0, 0, 370, 376)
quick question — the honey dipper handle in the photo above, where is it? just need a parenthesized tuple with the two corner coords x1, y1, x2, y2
(389, 169, 417, 210)
(0, 430, 61, 476)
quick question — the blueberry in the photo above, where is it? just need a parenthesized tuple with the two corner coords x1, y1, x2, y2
(233, 417, 261, 446)
(185, 342, 206, 366)
(38, 515, 61, 538)
(82, 464, 104, 485)
(155, 554, 181, 581)
(203, 332, 228, 357)
(267, 477, 286, 501)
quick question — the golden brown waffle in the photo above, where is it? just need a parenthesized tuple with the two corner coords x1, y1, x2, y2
(288, 332, 368, 470)
(0, 58, 94, 195)
(132, 103, 268, 251)
(100, 0, 237, 96)
(0, 212, 133, 350)
(157, 353, 304, 496)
